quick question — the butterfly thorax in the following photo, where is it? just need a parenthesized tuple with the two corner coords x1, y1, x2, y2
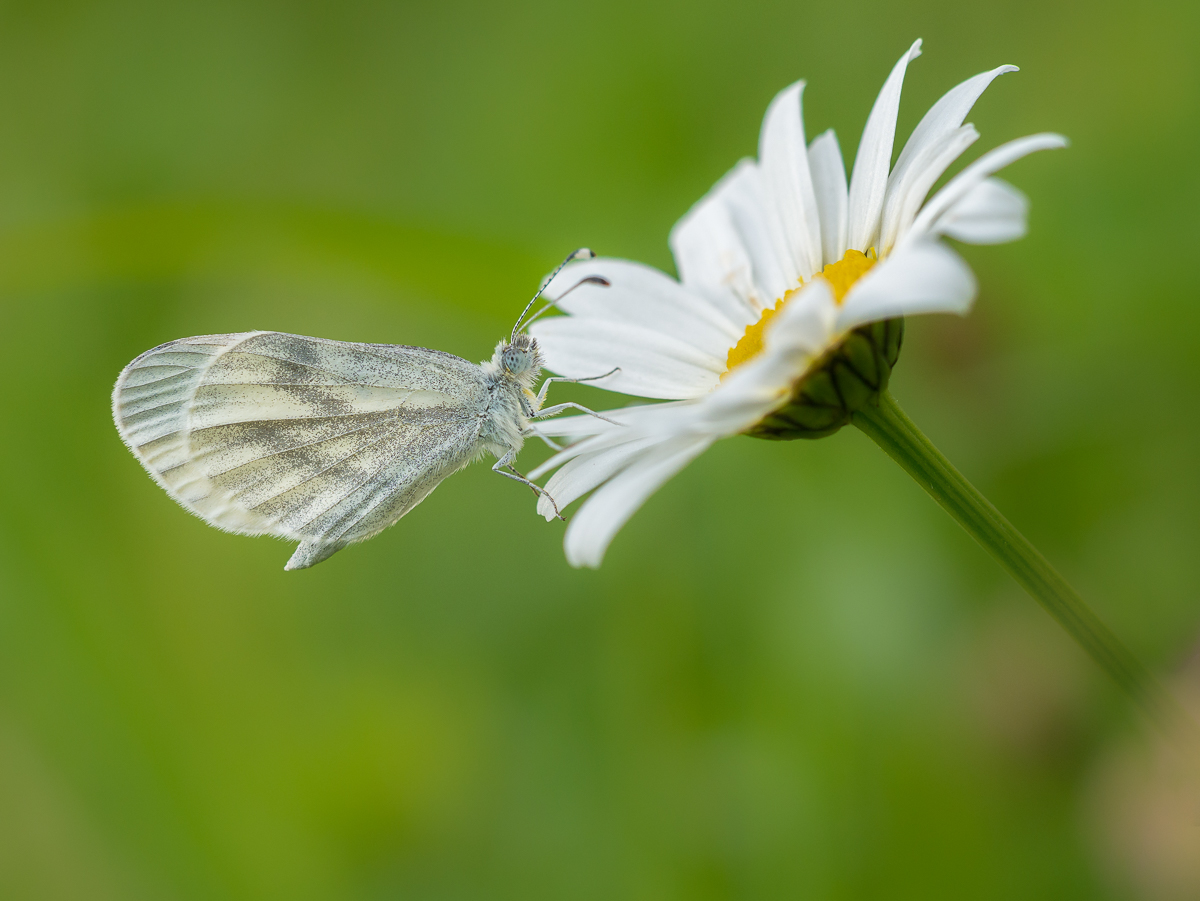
(477, 333, 544, 456)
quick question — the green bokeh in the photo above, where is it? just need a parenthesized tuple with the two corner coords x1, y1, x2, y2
(1, 1, 1197, 898)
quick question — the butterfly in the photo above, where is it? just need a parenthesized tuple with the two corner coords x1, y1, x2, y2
(111, 249, 614, 570)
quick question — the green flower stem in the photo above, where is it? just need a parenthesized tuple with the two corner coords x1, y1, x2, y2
(852, 389, 1181, 731)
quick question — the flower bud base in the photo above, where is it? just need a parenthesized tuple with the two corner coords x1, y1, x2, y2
(745, 317, 904, 441)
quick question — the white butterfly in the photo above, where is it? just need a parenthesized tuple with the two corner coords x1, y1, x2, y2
(111, 249, 614, 570)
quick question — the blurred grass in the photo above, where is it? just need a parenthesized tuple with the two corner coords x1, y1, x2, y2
(0, 0, 1198, 898)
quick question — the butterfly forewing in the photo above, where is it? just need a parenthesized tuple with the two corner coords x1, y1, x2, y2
(113, 331, 489, 567)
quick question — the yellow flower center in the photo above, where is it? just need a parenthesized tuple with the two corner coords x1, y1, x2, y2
(722, 248, 877, 376)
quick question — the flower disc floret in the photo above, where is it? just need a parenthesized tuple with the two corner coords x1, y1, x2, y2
(725, 248, 878, 376)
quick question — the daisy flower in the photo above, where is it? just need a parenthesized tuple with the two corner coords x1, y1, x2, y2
(527, 40, 1066, 567)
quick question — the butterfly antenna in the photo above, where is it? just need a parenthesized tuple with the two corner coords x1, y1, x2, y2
(520, 275, 611, 331)
(512, 247, 595, 341)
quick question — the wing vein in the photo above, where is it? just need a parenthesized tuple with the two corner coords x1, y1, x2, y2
(293, 422, 450, 532)
(121, 398, 187, 417)
(227, 343, 463, 381)
(205, 381, 407, 391)
(222, 349, 359, 382)
(329, 419, 481, 541)
(284, 342, 470, 372)
(200, 416, 396, 477)
(244, 424, 405, 511)
(189, 412, 403, 432)
(124, 370, 198, 388)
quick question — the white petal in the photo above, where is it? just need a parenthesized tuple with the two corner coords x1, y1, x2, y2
(879, 124, 979, 254)
(530, 415, 647, 479)
(847, 39, 923, 253)
(692, 367, 789, 434)
(529, 433, 598, 481)
(758, 81, 823, 280)
(718, 163, 796, 307)
(669, 160, 789, 320)
(669, 165, 761, 322)
(764, 277, 839, 357)
(539, 257, 741, 356)
(836, 241, 976, 331)
(889, 65, 1018, 194)
(936, 177, 1029, 244)
(529, 403, 687, 442)
(808, 129, 849, 267)
(530, 415, 622, 447)
(538, 433, 661, 518)
(562, 435, 714, 568)
(531, 317, 722, 399)
(908, 133, 1068, 241)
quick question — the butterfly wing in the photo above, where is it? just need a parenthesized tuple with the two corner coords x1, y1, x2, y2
(112, 331, 489, 569)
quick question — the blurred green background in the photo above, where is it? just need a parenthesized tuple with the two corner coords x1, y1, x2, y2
(1, 0, 1198, 898)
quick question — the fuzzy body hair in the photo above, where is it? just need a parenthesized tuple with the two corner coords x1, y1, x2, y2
(478, 333, 543, 457)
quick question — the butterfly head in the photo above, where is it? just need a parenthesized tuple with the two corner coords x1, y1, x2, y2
(484, 332, 543, 392)
(499, 332, 542, 378)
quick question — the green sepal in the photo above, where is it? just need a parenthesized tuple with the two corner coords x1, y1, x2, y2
(743, 317, 904, 441)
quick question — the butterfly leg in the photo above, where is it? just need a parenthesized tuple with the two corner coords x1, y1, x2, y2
(535, 366, 620, 406)
(492, 450, 565, 521)
(522, 426, 564, 451)
(529, 402, 621, 425)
